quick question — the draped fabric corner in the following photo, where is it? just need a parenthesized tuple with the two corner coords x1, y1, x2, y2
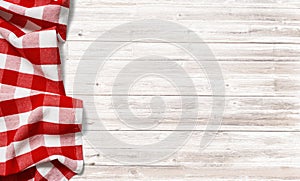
(0, 0, 84, 180)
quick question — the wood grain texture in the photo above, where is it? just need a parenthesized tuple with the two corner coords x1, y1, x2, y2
(67, 0, 300, 180)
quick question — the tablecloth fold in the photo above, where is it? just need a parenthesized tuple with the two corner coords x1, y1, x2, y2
(0, 0, 84, 180)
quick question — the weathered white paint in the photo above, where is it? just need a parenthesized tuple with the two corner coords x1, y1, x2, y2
(67, 0, 300, 180)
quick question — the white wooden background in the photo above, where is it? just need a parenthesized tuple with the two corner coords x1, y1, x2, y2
(64, 0, 300, 180)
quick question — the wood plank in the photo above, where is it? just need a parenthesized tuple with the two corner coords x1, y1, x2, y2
(66, 75, 300, 96)
(72, 132, 300, 180)
(73, 166, 300, 180)
(74, 0, 300, 8)
(82, 131, 300, 163)
(65, 42, 300, 61)
(63, 60, 300, 96)
(71, 7, 300, 22)
(63, 60, 300, 75)
(73, 96, 300, 131)
(68, 21, 300, 43)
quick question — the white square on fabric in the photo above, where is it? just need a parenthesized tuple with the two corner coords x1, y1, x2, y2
(25, 6, 44, 19)
(0, 1, 11, 9)
(75, 132, 83, 145)
(8, 33, 23, 48)
(0, 146, 7, 162)
(44, 135, 60, 147)
(0, 117, 7, 132)
(43, 106, 60, 124)
(74, 108, 82, 124)
(18, 111, 32, 127)
(41, 65, 59, 81)
(19, 58, 34, 74)
(39, 30, 57, 48)
(14, 87, 31, 99)
(14, 139, 31, 157)
(0, 54, 6, 69)
(59, 6, 69, 25)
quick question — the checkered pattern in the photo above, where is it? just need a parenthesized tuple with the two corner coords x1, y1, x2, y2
(0, 0, 84, 180)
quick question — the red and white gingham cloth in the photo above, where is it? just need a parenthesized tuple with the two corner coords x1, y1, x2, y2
(0, 0, 84, 180)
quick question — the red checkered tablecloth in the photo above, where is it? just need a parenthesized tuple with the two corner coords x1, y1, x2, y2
(0, 0, 84, 180)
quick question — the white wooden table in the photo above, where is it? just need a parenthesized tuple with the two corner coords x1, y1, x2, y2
(65, 0, 300, 180)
